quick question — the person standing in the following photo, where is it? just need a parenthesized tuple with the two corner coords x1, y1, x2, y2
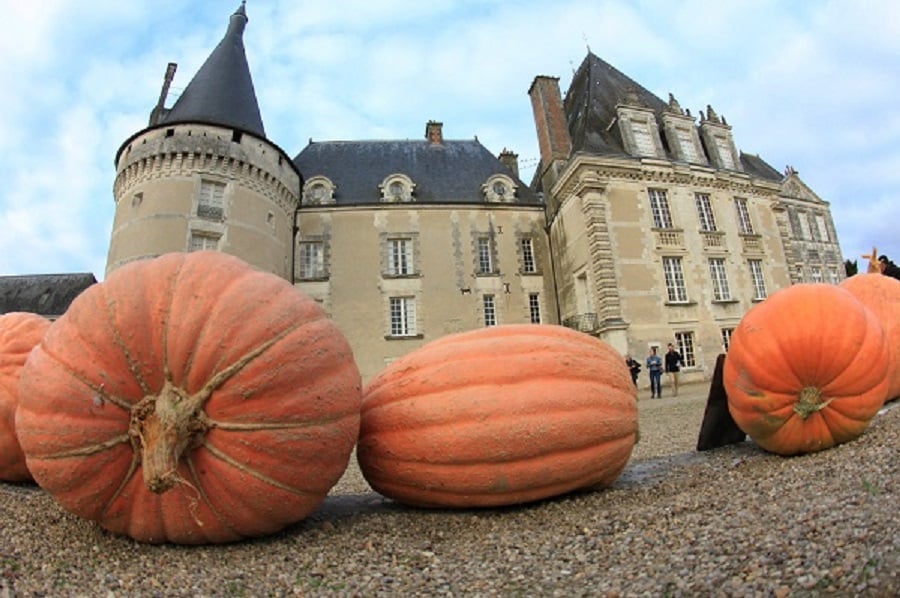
(646, 347, 662, 399)
(625, 355, 641, 387)
(665, 342, 685, 397)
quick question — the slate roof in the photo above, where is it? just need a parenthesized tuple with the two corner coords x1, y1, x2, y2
(0, 273, 97, 318)
(294, 139, 540, 205)
(564, 52, 782, 182)
(160, 2, 265, 138)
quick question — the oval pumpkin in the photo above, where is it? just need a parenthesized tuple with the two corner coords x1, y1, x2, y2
(723, 284, 889, 456)
(357, 324, 638, 508)
(840, 273, 900, 402)
(15, 252, 362, 544)
(0, 312, 50, 482)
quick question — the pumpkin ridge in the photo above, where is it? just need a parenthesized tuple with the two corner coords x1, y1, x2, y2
(103, 280, 157, 397)
(199, 441, 325, 498)
(35, 343, 135, 412)
(211, 411, 358, 431)
(35, 433, 131, 460)
(182, 458, 241, 539)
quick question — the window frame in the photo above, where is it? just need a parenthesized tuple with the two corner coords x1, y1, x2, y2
(528, 293, 541, 324)
(734, 197, 754, 235)
(708, 257, 732, 301)
(695, 193, 717, 232)
(520, 237, 537, 274)
(675, 331, 696, 367)
(662, 256, 688, 303)
(389, 296, 417, 337)
(482, 294, 497, 327)
(748, 259, 767, 300)
(649, 189, 674, 229)
(296, 240, 326, 280)
(386, 237, 414, 277)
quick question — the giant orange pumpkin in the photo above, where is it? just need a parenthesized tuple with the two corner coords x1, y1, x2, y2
(0, 312, 50, 482)
(723, 284, 889, 456)
(15, 252, 361, 544)
(840, 273, 900, 402)
(357, 324, 638, 508)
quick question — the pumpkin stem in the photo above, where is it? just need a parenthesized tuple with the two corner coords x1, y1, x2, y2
(130, 381, 210, 494)
(793, 386, 831, 420)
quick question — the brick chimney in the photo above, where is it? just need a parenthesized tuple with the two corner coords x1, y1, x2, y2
(498, 148, 519, 178)
(425, 120, 443, 144)
(528, 76, 572, 190)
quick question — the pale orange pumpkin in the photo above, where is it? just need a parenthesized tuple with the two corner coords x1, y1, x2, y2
(724, 284, 889, 456)
(357, 324, 638, 508)
(0, 312, 50, 482)
(840, 273, 900, 402)
(15, 252, 362, 544)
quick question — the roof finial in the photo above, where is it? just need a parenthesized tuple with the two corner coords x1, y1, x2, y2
(582, 32, 591, 54)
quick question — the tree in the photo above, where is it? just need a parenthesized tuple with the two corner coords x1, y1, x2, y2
(844, 259, 858, 277)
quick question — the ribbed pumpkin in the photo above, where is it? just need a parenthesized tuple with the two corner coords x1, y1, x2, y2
(357, 324, 638, 508)
(723, 284, 889, 456)
(15, 252, 362, 544)
(0, 312, 50, 482)
(840, 273, 900, 402)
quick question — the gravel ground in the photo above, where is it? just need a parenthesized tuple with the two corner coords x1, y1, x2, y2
(1, 382, 898, 597)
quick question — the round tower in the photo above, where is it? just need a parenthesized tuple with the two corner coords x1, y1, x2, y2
(107, 3, 300, 280)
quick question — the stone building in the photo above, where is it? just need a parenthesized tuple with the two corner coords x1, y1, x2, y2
(527, 55, 844, 382)
(103, 4, 843, 383)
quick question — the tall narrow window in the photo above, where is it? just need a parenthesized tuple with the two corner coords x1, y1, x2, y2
(297, 241, 325, 279)
(649, 189, 674, 229)
(520, 237, 536, 273)
(528, 293, 541, 324)
(188, 232, 219, 252)
(676, 127, 700, 162)
(695, 193, 717, 231)
(387, 237, 414, 276)
(748, 259, 767, 299)
(477, 237, 494, 274)
(662, 257, 688, 303)
(815, 214, 830, 242)
(198, 180, 225, 221)
(807, 213, 821, 241)
(715, 137, 735, 170)
(631, 120, 657, 157)
(734, 198, 754, 234)
(708, 258, 731, 301)
(483, 294, 497, 326)
(675, 331, 696, 367)
(721, 328, 734, 351)
(389, 296, 416, 336)
(810, 266, 823, 283)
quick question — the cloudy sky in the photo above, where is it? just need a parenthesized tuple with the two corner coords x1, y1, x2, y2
(1, 0, 897, 279)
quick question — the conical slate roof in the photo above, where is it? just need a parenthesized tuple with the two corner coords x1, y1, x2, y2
(161, 2, 265, 137)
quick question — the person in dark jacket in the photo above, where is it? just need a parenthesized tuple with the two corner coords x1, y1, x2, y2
(664, 343, 684, 397)
(878, 255, 900, 281)
(625, 355, 641, 386)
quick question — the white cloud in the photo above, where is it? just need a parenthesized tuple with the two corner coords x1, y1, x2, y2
(1, 0, 898, 277)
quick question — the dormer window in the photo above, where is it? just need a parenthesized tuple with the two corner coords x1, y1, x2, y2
(714, 136, 736, 170)
(483, 175, 516, 203)
(380, 174, 415, 203)
(675, 127, 700, 163)
(617, 104, 662, 159)
(302, 176, 336, 205)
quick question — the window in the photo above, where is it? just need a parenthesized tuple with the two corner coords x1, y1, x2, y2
(631, 120, 657, 157)
(734, 198, 754, 234)
(477, 237, 494, 274)
(389, 297, 416, 336)
(483, 294, 497, 326)
(695, 193, 717, 232)
(676, 127, 700, 162)
(520, 237, 536, 273)
(297, 241, 325, 279)
(649, 189, 674, 229)
(807, 213, 821, 241)
(662, 257, 688, 303)
(810, 266, 823, 283)
(708, 258, 731, 301)
(748, 259, 767, 300)
(387, 237, 414, 276)
(528, 293, 541, 324)
(721, 328, 734, 352)
(815, 214, 830, 242)
(828, 268, 841, 285)
(198, 180, 225, 221)
(189, 232, 219, 252)
(715, 136, 735, 170)
(675, 331, 696, 367)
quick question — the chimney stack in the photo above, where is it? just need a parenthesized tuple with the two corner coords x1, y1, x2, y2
(150, 62, 178, 126)
(498, 148, 519, 178)
(528, 76, 572, 190)
(425, 120, 443, 144)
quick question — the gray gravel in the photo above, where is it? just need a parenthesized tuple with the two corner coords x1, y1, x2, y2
(2, 383, 898, 597)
